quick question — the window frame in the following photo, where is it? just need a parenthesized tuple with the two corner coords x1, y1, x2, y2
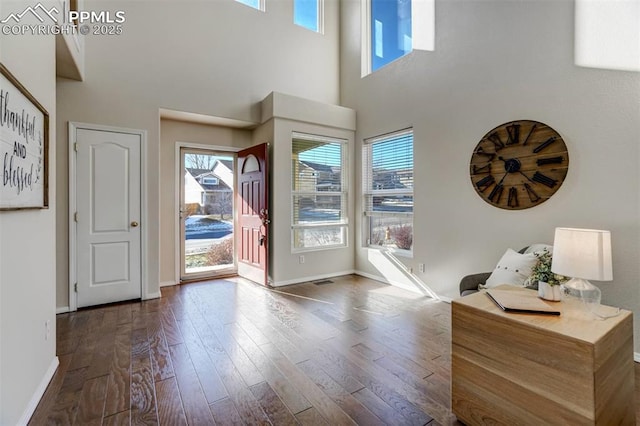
(361, 0, 435, 76)
(234, 0, 265, 12)
(201, 177, 219, 185)
(291, 132, 348, 253)
(363, 128, 414, 256)
(294, 0, 324, 33)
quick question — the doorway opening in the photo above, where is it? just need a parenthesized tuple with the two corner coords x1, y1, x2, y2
(180, 147, 236, 281)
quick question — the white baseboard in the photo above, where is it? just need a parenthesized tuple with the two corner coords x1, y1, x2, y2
(55, 306, 70, 314)
(635, 352, 640, 363)
(270, 270, 356, 287)
(160, 280, 177, 288)
(18, 356, 59, 426)
(144, 291, 162, 300)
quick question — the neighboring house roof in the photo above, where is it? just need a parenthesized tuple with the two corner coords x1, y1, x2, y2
(372, 169, 408, 189)
(299, 160, 337, 174)
(185, 168, 232, 191)
(186, 168, 211, 178)
(218, 159, 233, 170)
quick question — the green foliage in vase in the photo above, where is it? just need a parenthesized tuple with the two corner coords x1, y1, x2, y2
(530, 248, 568, 286)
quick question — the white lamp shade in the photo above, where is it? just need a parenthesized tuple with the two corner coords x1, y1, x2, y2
(551, 227, 613, 281)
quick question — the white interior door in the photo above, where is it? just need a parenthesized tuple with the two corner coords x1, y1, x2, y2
(75, 128, 142, 308)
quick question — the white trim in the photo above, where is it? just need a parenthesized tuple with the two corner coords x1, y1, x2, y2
(160, 281, 177, 288)
(174, 143, 180, 285)
(270, 270, 356, 287)
(17, 357, 59, 426)
(56, 306, 70, 314)
(68, 122, 77, 311)
(145, 291, 162, 300)
(635, 352, 640, 363)
(140, 128, 149, 301)
(361, 0, 371, 77)
(438, 295, 454, 303)
(69, 122, 148, 310)
(177, 142, 243, 153)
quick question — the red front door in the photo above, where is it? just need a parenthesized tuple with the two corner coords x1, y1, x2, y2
(237, 143, 269, 286)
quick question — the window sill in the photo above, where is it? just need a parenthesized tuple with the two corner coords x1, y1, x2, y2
(292, 243, 348, 254)
(366, 245, 413, 258)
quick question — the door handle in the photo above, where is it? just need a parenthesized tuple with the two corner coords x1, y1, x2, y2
(131, 221, 139, 227)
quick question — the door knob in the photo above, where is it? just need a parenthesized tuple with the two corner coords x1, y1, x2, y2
(131, 221, 139, 227)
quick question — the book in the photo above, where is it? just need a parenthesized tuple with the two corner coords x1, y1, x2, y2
(486, 289, 561, 316)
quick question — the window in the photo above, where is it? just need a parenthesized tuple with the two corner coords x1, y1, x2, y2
(294, 0, 322, 32)
(363, 129, 413, 252)
(371, 0, 412, 71)
(235, 0, 264, 11)
(362, 0, 435, 75)
(201, 177, 219, 185)
(292, 133, 347, 251)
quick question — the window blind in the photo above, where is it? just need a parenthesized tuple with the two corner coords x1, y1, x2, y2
(363, 129, 413, 214)
(291, 133, 348, 250)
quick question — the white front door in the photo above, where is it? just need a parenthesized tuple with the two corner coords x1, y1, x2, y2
(75, 128, 142, 308)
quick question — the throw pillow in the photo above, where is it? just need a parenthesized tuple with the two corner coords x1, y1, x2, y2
(484, 248, 538, 288)
(524, 243, 553, 255)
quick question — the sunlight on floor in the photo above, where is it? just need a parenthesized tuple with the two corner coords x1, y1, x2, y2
(368, 285, 428, 300)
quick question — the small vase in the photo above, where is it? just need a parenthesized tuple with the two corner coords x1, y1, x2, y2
(538, 281, 562, 301)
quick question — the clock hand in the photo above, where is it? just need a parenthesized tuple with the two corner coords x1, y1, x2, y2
(497, 171, 509, 187)
(518, 171, 534, 182)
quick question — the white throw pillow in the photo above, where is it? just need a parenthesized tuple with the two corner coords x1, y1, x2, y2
(485, 248, 538, 288)
(524, 244, 553, 255)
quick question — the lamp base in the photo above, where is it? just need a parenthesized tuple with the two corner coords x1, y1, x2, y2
(562, 277, 601, 314)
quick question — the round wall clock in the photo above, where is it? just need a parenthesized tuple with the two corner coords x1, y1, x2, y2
(469, 120, 569, 210)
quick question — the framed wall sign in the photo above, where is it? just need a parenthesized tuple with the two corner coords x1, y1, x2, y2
(0, 63, 49, 210)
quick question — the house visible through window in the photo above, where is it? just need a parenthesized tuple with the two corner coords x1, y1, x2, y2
(292, 133, 347, 251)
(363, 128, 413, 252)
(294, 0, 322, 32)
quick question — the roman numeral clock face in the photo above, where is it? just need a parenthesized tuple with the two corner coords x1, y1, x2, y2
(470, 120, 569, 210)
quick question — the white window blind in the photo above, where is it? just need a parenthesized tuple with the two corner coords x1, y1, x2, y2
(292, 132, 348, 251)
(363, 129, 414, 251)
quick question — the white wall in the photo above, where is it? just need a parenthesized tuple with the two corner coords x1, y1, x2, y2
(0, 1, 58, 423)
(57, 0, 340, 307)
(341, 0, 640, 349)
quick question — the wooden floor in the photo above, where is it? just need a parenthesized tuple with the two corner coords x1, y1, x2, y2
(30, 275, 640, 425)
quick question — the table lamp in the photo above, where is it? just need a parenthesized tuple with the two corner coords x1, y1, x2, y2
(551, 227, 612, 315)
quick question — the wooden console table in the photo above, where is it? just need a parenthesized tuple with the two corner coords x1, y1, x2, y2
(451, 285, 634, 425)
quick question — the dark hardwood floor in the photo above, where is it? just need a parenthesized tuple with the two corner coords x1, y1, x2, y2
(29, 275, 640, 425)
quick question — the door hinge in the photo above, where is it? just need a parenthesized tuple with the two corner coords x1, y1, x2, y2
(74, 212, 78, 222)
(74, 142, 78, 152)
(74, 283, 78, 292)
